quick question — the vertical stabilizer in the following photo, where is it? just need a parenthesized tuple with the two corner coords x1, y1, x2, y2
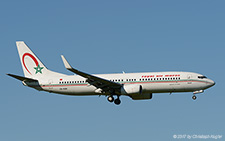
(16, 41, 49, 78)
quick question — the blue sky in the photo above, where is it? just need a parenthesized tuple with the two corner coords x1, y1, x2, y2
(1, 0, 224, 140)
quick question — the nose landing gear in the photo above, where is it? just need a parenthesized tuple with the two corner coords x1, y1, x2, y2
(192, 95, 197, 100)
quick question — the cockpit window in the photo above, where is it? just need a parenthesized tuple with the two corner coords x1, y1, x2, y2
(198, 76, 207, 79)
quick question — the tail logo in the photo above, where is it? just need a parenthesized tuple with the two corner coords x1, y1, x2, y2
(34, 64, 44, 74)
(22, 53, 43, 74)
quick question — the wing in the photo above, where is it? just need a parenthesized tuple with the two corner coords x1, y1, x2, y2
(61, 55, 122, 93)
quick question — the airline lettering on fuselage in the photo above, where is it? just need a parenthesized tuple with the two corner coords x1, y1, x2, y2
(142, 74, 180, 78)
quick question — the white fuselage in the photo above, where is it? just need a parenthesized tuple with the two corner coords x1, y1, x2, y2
(30, 71, 215, 96)
(10, 41, 216, 104)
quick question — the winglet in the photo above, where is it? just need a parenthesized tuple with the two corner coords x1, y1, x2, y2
(61, 55, 73, 69)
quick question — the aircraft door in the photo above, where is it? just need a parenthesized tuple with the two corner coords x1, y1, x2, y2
(48, 79, 53, 90)
(187, 74, 192, 84)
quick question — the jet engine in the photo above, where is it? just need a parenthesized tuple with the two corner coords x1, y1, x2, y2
(121, 84, 142, 95)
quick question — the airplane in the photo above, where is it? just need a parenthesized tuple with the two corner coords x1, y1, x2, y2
(7, 41, 215, 105)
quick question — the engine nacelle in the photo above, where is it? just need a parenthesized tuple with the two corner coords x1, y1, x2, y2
(130, 93, 152, 100)
(121, 84, 142, 95)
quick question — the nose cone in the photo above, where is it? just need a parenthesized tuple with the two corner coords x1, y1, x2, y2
(212, 81, 216, 86)
(207, 79, 215, 88)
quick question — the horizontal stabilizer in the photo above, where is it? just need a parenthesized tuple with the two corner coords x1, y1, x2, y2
(7, 74, 38, 82)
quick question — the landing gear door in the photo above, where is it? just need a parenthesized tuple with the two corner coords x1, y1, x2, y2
(187, 74, 192, 84)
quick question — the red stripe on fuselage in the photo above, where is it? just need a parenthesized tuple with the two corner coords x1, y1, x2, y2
(40, 80, 206, 88)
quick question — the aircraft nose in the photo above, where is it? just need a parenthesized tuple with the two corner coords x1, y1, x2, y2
(208, 79, 215, 87)
(212, 81, 216, 86)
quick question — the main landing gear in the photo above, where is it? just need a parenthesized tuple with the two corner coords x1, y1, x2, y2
(107, 96, 114, 103)
(107, 95, 121, 105)
(114, 98, 121, 105)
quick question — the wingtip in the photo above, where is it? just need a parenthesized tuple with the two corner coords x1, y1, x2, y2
(61, 55, 72, 69)
(16, 41, 25, 45)
(16, 41, 24, 43)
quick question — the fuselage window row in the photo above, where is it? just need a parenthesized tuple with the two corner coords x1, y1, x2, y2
(140, 77, 181, 81)
(58, 77, 181, 84)
(59, 81, 86, 84)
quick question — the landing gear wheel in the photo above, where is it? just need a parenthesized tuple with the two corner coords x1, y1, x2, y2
(114, 98, 121, 105)
(192, 95, 197, 100)
(107, 96, 114, 103)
